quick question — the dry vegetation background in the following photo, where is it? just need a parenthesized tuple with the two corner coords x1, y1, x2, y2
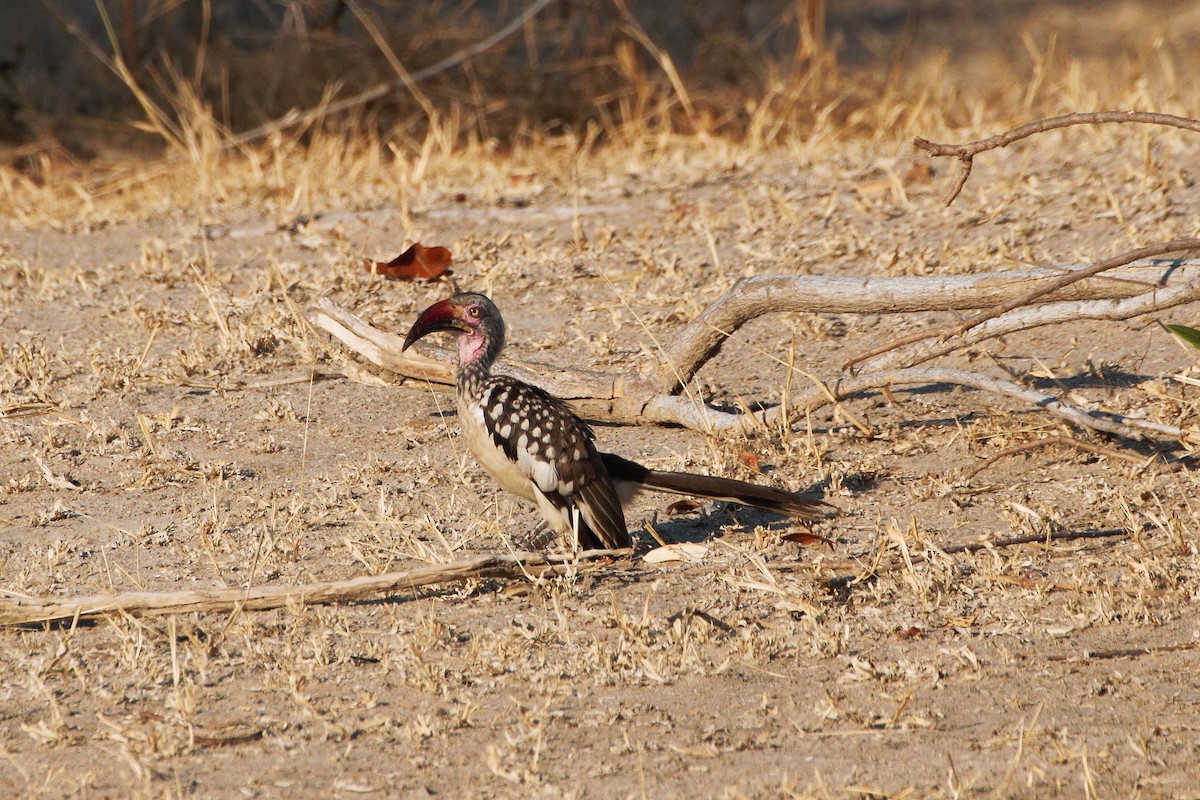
(3, 0, 1200, 797)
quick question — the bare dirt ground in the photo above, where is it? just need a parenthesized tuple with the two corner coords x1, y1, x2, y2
(4, 3, 1200, 798)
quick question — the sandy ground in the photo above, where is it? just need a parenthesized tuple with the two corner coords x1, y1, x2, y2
(4, 4, 1200, 799)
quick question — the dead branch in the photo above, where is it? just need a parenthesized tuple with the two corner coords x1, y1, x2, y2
(311, 298, 626, 411)
(1047, 641, 1200, 662)
(845, 240, 1200, 371)
(312, 260, 1200, 399)
(648, 367, 1196, 440)
(0, 549, 628, 626)
(857, 270, 1200, 374)
(958, 435, 1160, 480)
(914, 111, 1200, 204)
(310, 259, 1200, 440)
(825, 525, 1138, 588)
(949, 240, 1200, 337)
(660, 260, 1200, 394)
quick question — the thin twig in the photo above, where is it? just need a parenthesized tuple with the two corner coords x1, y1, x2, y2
(1047, 641, 1200, 662)
(939, 527, 1136, 555)
(989, 574, 1165, 598)
(914, 111, 1200, 204)
(173, 371, 345, 393)
(958, 435, 1168, 480)
(826, 526, 1137, 588)
(345, 0, 438, 121)
(0, 549, 629, 626)
(838, 369, 1193, 441)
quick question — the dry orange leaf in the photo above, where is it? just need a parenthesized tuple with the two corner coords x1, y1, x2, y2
(781, 531, 834, 548)
(671, 201, 698, 219)
(738, 452, 760, 473)
(664, 498, 703, 516)
(365, 243, 452, 281)
(903, 161, 932, 185)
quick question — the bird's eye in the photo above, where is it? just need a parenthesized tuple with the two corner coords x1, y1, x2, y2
(467, 306, 481, 318)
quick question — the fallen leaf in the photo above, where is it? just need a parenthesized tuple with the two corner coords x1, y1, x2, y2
(738, 451, 760, 473)
(664, 498, 702, 516)
(643, 547, 682, 564)
(903, 161, 932, 185)
(782, 531, 834, 548)
(671, 201, 698, 219)
(508, 169, 537, 186)
(365, 243, 452, 281)
(643, 543, 709, 564)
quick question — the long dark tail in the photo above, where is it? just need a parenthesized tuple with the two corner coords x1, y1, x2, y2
(601, 453, 835, 522)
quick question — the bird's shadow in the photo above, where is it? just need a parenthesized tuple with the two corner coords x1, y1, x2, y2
(641, 507, 806, 545)
(642, 472, 845, 546)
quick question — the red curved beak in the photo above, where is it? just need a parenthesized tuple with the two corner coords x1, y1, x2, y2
(402, 299, 469, 350)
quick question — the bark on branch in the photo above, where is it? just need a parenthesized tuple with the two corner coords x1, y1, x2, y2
(845, 240, 1200, 370)
(857, 265, 1200, 374)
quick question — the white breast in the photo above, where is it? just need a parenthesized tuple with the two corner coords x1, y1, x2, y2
(457, 392, 538, 502)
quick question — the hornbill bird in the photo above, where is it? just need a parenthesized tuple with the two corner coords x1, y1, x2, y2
(402, 292, 833, 550)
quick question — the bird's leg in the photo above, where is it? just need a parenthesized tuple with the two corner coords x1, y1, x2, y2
(570, 506, 583, 555)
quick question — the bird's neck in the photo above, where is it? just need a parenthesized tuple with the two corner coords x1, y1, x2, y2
(456, 331, 500, 400)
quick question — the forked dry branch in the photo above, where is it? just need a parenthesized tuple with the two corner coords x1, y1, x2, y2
(312, 256, 1200, 440)
(853, 259, 1200, 374)
(845, 239, 1200, 370)
(914, 111, 1200, 204)
(0, 550, 628, 626)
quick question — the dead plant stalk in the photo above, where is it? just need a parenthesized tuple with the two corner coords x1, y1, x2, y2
(0, 550, 629, 626)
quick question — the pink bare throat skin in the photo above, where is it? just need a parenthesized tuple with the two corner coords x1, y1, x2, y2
(458, 331, 486, 364)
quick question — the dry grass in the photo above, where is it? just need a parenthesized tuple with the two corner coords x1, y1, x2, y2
(2, 1, 1200, 797)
